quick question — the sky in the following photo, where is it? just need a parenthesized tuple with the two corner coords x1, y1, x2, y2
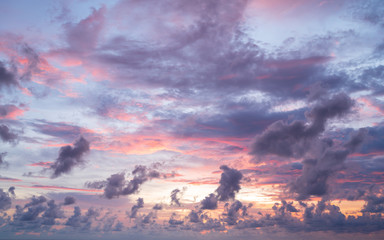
(0, 0, 384, 239)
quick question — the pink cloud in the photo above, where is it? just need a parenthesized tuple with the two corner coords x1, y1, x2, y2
(0, 104, 27, 119)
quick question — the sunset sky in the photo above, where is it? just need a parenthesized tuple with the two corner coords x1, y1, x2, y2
(1, 0, 384, 239)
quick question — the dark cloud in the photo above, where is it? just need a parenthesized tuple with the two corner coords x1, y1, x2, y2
(41, 200, 64, 225)
(65, 206, 100, 230)
(290, 128, 367, 200)
(200, 193, 218, 210)
(153, 203, 163, 210)
(129, 198, 144, 218)
(199, 165, 242, 209)
(0, 104, 23, 119)
(50, 136, 90, 178)
(361, 189, 384, 213)
(273, 200, 299, 216)
(8, 186, 15, 197)
(14, 204, 46, 222)
(142, 212, 155, 224)
(216, 165, 243, 201)
(24, 195, 47, 208)
(88, 165, 161, 199)
(223, 200, 243, 225)
(0, 189, 12, 211)
(168, 213, 184, 226)
(63, 196, 76, 205)
(170, 188, 182, 206)
(0, 125, 18, 143)
(0, 61, 18, 89)
(251, 93, 354, 159)
(188, 210, 201, 223)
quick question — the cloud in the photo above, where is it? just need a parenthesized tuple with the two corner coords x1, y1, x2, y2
(153, 203, 163, 210)
(250, 93, 354, 159)
(41, 200, 64, 225)
(200, 193, 218, 210)
(0, 152, 8, 168)
(64, 6, 106, 53)
(24, 195, 47, 208)
(0, 61, 18, 89)
(88, 165, 161, 199)
(200, 165, 242, 209)
(31, 120, 96, 142)
(170, 188, 182, 206)
(129, 198, 144, 218)
(63, 196, 76, 206)
(223, 200, 243, 225)
(50, 136, 90, 178)
(0, 125, 18, 143)
(289, 128, 367, 200)
(168, 213, 184, 226)
(0, 189, 12, 211)
(216, 165, 243, 201)
(0, 104, 25, 119)
(361, 188, 384, 213)
(8, 186, 15, 197)
(65, 206, 100, 230)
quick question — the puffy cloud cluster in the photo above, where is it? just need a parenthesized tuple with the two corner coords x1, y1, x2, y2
(65, 206, 100, 230)
(200, 165, 243, 210)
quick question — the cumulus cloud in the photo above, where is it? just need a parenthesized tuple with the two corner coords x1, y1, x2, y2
(41, 200, 64, 225)
(223, 200, 243, 225)
(216, 165, 243, 201)
(50, 136, 90, 178)
(66, 206, 100, 230)
(201, 193, 218, 210)
(200, 165, 242, 209)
